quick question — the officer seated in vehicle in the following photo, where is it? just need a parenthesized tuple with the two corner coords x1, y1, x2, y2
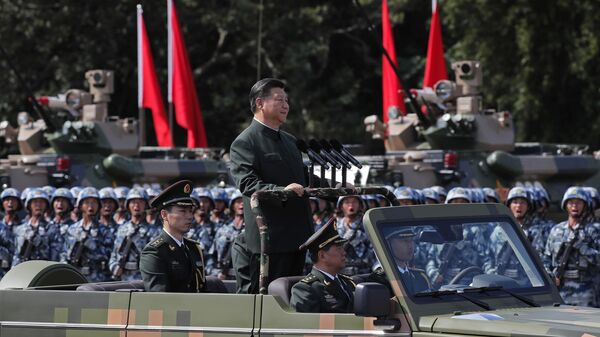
(140, 180, 206, 293)
(290, 219, 356, 313)
(386, 228, 431, 294)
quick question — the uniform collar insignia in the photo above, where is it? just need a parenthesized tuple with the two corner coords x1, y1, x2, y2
(169, 244, 176, 251)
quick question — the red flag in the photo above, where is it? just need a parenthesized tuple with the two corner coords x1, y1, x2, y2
(382, 0, 406, 123)
(168, 0, 208, 148)
(423, 0, 448, 87)
(138, 5, 172, 147)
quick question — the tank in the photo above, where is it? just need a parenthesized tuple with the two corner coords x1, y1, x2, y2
(0, 69, 229, 189)
(360, 60, 600, 204)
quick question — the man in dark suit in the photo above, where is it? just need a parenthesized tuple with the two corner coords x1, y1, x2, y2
(140, 180, 206, 292)
(229, 78, 313, 294)
(290, 219, 355, 313)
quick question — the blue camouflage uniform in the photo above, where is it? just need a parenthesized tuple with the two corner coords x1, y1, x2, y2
(109, 220, 158, 281)
(210, 220, 244, 278)
(543, 186, 600, 307)
(62, 219, 114, 282)
(336, 216, 373, 274)
(12, 189, 51, 266)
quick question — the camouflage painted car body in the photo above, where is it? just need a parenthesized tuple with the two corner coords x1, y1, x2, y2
(1, 204, 600, 336)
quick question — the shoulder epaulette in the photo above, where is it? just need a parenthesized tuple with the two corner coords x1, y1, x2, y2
(339, 273, 356, 287)
(409, 267, 425, 273)
(301, 274, 318, 284)
(149, 236, 167, 248)
(183, 237, 200, 245)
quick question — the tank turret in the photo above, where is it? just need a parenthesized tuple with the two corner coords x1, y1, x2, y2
(0, 70, 228, 190)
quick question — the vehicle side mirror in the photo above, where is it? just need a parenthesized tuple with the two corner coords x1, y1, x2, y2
(354, 282, 391, 317)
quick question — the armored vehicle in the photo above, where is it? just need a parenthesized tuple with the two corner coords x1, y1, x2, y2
(360, 60, 600, 203)
(0, 187, 598, 336)
(0, 69, 229, 190)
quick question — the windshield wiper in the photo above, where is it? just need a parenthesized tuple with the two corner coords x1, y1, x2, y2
(415, 290, 493, 310)
(465, 286, 539, 307)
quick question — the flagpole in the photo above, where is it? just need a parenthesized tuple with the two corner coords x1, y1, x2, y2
(137, 4, 146, 146)
(167, 0, 175, 146)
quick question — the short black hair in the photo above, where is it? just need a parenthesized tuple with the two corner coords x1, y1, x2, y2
(248, 78, 286, 113)
(308, 244, 333, 263)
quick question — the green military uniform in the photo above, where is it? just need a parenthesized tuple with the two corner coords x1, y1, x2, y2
(140, 180, 206, 293)
(230, 119, 313, 293)
(291, 268, 356, 313)
(290, 218, 355, 313)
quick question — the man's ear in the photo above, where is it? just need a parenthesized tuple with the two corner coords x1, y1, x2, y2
(160, 209, 169, 222)
(256, 97, 263, 110)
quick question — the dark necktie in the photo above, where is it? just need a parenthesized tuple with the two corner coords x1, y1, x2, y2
(335, 276, 351, 300)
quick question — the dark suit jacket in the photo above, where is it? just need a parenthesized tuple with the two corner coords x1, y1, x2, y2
(290, 268, 356, 313)
(229, 119, 313, 254)
(140, 229, 206, 292)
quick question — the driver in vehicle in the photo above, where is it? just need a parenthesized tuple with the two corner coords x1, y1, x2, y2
(386, 228, 431, 294)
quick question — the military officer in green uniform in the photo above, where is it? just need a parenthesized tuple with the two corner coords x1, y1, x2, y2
(229, 78, 315, 294)
(140, 180, 206, 293)
(290, 219, 356, 313)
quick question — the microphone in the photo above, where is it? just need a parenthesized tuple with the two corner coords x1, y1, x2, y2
(320, 139, 352, 169)
(296, 139, 330, 169)
(309, 139, 342, 169)
(329, 139, 363, 168)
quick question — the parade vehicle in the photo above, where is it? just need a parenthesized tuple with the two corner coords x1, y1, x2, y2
(0, 187, 598, 336)
(0, 66, 229, 190)
(357, 60, 600, 205)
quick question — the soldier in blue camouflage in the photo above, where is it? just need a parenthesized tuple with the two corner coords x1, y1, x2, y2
(188, 189, 217, 275)
(336, 195, 373, 274)
(13, 189, 51, 266)
(109, 188, 157, 281)
(210, 191, 244, 279)
(395, 187, 430, 269)
(310, 197, 333, 232)
(69, 187, 82, 223)
(62, 188, 113, 282)
(98, 187, 119, 237)
(46, 188, 74, 262)
(543, 186, 600, 307)
(427, 188, 493, 288)
(145, 187, 163, 231)
(210, 188, 231, 227)
(112, 186, 130, 226)
(0, 188, 21, 277)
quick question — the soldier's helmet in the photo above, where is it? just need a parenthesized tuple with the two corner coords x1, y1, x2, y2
(146, 187, 161, 205)
(336, 195, 365, 209)
(505, 186, 531, 208)
(25, 188, 50, 211)
(430, 186, 447, 200)
(76, 187, 100, 208)
(394, 186, 415, 202)
(0, 187, 22, 211)
(113, 186, 130, 200)
(532, 186, 551, 207)
(228, 190, 243, 209)
(194, 188, 215, 208)
(20, 187, 32, 204)
(561, 186, 589, 211)
(212, 188, 229, 204)
(412, 189, 425, 204)
(69, 186, 83, 201)
(445, 187, 471, 204)
(482, 187, 500, 203)
(51, 188, 74, 210)
(583, 187, 600, 210)
(125, 187, 148, 210)
(468, 188, 485, 204)
(98, 187, 119, 206)
(361, 194, 378, 209)
(41, 185, 56, 198)
(421, 188, 439, 204)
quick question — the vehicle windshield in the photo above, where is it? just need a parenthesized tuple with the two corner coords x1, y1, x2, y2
(379, 217, 547, 296)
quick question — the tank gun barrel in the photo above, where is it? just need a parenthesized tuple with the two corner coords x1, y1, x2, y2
(0, 45, 57, 133)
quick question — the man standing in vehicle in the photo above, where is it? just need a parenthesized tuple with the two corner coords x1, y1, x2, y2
(140, 180, 205, 293)
(229, 78, 313, 294)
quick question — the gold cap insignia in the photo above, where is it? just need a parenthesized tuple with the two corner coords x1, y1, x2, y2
(184, 184, 191, 194)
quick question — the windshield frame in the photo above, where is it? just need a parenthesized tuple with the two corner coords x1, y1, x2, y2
(363, 204, 562, 327)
